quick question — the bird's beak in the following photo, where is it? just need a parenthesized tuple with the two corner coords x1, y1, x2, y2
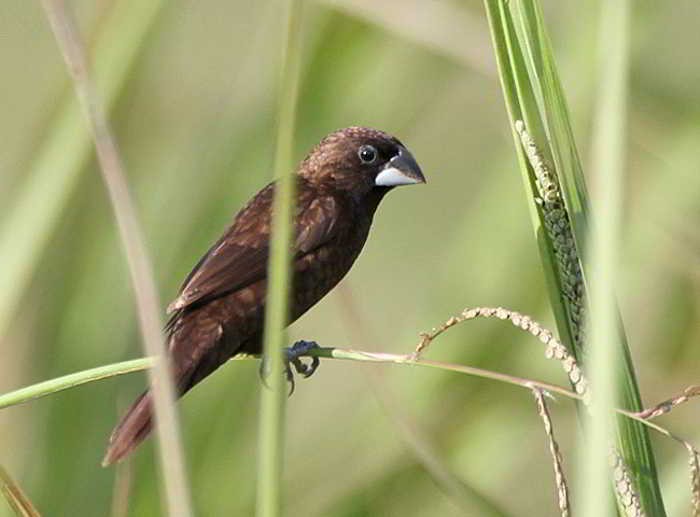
(374, 147, 426, 187)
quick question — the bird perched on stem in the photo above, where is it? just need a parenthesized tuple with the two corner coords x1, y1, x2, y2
(103, 126, 426, 465)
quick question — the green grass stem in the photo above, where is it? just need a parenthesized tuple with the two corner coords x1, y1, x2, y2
(0, 348, 687, 449)
(256, 2, 304, 516)
(580, 1, 632, 515)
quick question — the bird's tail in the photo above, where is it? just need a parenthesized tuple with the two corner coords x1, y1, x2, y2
(102, 391, 153, 466)
(102, 318, 234, 466)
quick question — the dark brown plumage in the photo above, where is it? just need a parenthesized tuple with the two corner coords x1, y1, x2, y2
(103, 126, 425, 465)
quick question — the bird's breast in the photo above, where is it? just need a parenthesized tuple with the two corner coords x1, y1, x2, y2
(289, 218, 370, 321)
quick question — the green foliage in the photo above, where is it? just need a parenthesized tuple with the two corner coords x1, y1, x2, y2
(483, 0, 664, 514)
(0, 2, 698, 516)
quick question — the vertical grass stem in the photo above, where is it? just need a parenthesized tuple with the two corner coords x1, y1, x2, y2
(579, 1, 632, 515)
(41, 2, 192, 514)
(256, 2, 304, 516)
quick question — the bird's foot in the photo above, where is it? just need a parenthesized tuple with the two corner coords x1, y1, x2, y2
(258, 340, 321, 396)
(286, 340, 321, 379)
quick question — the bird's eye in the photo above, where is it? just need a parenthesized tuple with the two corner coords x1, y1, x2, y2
(358, 145, 377, 164)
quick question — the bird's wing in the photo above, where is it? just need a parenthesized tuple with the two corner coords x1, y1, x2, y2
(167, 182, 340, 313)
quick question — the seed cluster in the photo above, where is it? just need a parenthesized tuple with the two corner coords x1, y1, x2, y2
(512, 121, 648, 514)
(514, 121, 587, 353)
(611, 449, 644, 517)
(413, 298, 700, 514)
(417, 306, 591, 401)
(687, 445, 700, 517)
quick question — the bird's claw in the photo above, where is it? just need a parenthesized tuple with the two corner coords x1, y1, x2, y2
(286, 340, 321, 379)
(258, 340, 321, 396)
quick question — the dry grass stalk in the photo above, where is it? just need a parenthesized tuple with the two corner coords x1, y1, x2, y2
(110, 460, 131, 517)
(40, 1, 191, 514)
(0, 463, 40, 517)
(413, 306, 653, 513)
(635, 385, 700, 420)
(532, 388, 570, 517)
(629, 387, 700, 515)
(414, 306, 589, 401)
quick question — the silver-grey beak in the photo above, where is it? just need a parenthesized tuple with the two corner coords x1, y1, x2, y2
(374, 147, 426, 187)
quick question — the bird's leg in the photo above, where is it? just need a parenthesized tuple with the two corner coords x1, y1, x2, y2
(286, 340, 321, 379)
(258, 340, 321, 396)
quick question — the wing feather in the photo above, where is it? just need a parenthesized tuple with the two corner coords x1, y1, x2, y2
(167, 182, 339, 313)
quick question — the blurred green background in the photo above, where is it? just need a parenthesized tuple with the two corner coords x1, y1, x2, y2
(1, 1, 698, 515)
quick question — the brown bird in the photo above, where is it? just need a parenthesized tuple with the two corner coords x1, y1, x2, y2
(103, 126, 426, 465)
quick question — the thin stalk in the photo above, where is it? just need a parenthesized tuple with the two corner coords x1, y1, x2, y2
(0, 352, 593, 415)
(256, 1, 304, 516)
(0, 349, 691, 448)
(0, 352, 560, 411)
(580, 1, 631, 516)
(0, 358, 153, 410)
(41, 2, 192, 515)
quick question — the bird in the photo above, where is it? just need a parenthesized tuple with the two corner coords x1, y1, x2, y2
(102, 126, 426, 465)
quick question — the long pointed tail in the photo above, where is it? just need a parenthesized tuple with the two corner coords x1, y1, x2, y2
(102, 391, 153, 466)
(102, 316, 237, 466)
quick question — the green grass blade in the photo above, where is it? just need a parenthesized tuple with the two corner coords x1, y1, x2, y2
(526, 4, 664, 510)
(579, 0, 630, 515)
(517, 0, 590, 253)
(484, 0, 579, 364)
(483, 0, 666, 514)
(256, 2, 304, 516)
(0, 358, 153, 411)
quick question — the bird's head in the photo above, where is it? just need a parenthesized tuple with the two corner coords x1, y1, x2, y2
(298, 126, 426, 199)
